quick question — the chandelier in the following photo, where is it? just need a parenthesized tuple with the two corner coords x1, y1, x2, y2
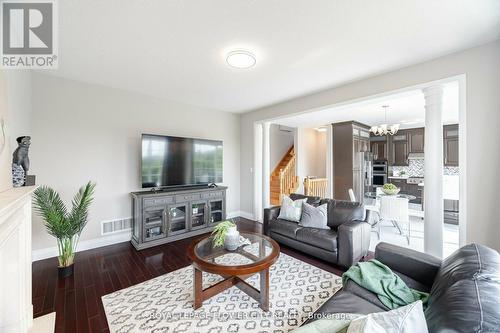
(370, 105, 400, 136)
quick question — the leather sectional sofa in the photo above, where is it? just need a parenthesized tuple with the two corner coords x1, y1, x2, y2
(263, 193, 372, 267)
(309, 242, 500, 332)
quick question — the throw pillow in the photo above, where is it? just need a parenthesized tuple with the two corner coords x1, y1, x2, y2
(347, 301, 428, 333)
(299, 202, 329, 229)
(277, 195, 307, 222)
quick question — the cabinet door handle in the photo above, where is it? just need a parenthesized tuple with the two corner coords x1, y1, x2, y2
(163, 209, 168, 235)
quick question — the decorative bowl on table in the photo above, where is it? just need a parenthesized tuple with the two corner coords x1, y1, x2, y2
(381, 183, 400, 195)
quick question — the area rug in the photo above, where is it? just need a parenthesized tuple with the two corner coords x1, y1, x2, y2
(102, 246, 342, 333)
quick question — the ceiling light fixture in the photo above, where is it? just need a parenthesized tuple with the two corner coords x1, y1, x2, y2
(370, 105, 400, 136)
(226, 50, 256, 69)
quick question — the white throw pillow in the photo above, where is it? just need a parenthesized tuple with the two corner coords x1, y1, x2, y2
(346, 301, 428, 333)
(278, 196, 307, 222)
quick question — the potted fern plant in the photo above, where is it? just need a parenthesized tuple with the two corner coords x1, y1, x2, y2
(33, 182, 96, 277)
(211, 220, 238, 250)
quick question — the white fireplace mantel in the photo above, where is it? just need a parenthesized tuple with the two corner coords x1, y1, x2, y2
(0, 186, 36, 333)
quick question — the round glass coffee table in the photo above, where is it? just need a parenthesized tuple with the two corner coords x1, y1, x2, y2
(187, 232, 279, 311)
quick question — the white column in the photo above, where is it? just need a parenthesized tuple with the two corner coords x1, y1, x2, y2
(295, 128, 305, 194)
(326, 125, 334, 198)
(262, 122, 271, 209)
(253, 123, 263, 222)
(423, 85, 444, 258)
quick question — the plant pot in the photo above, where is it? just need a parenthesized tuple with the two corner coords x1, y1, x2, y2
(224, 226, 240, 251)
(58, 264, 74, 278)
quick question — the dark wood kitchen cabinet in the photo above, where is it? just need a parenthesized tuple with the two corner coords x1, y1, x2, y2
(390, 133, 409, 166)
(370, 139, 388, 161)
(389, 178, 407, 191)
(369, 125, 458, 166)
(332, 121, 371, 201)
(444, 124, 459, 166)
(408, 128, 425, 153)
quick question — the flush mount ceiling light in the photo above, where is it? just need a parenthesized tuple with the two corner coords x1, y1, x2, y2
(226, 50, 256, 69)
(370, 105, 400, 136)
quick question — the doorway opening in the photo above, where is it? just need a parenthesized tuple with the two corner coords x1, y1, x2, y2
(254, 75, 465, 258)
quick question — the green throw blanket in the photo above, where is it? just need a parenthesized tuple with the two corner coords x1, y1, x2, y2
(342, 259, 429, 310)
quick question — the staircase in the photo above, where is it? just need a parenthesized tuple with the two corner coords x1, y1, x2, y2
(270, 146, 299, 206)
(304, 177, 328, 198)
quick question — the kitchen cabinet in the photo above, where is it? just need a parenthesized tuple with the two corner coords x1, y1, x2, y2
(405, 183, 423, 204)
(408, 128, 424, 153)
(332, 121, 371, 201)
(387, 179, 422, 204)
(444, 124, 459, 166)
(371, 140, 388, 161)
(388, 178, 409, 195)
(390, 133, 409, 166)
(353, 130, 370, 168)
(371, 124, 458, 166)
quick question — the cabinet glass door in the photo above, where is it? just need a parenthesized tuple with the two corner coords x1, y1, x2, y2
(143, 208, 166, 242)
(209, 200, 224, 225)
(168, 204, 187, 234)
(190, 201, 207, 229)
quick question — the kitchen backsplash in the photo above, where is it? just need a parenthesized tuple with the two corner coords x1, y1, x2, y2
(444, 166, 460, 175)
(391, 159, 459, 177)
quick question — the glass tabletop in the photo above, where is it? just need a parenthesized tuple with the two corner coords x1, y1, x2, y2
(194, 232, 275, 267)
(365, 192, 417, 200)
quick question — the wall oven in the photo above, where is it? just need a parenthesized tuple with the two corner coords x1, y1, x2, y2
(372, 173, 387, 187)
(372, 161, 388, 187)
(373, 162, 388, 173)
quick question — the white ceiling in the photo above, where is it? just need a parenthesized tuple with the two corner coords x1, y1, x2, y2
(41, 0, 500, 113)
(275, 82, 459, 129)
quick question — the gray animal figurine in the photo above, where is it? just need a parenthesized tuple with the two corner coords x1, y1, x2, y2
(13, 136, 31, 173)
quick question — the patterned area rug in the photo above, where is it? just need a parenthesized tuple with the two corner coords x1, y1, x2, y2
(102, 247, 342, 333)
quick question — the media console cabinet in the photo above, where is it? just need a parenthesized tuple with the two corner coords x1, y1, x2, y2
(131, 186, 227, 250)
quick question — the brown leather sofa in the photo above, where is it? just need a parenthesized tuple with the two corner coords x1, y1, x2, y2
(263, 193, 372, 268)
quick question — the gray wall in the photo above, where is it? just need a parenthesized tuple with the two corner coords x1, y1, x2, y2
(30, 73, 241, 251)
(295, 128, 327, 193)
(240, 40, 500, 251)
(0, 70, 32, 192)
(5, 71, 32, 150)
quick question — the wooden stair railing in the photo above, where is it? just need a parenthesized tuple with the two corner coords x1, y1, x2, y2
(278, 154, 299, 203)
(270, 146, 299, 205)
(304, 177, 328, 198)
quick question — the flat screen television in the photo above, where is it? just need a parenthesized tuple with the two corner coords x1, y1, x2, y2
(141, 134, 223, 188)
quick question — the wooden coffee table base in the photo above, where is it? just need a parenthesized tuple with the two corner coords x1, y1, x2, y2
(193, 267, 270, 311)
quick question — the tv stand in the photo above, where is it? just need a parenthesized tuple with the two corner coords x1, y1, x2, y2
(130, 186, 227, 250)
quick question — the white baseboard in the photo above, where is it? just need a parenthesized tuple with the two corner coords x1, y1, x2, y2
(227, 210, 255, 220)
(32, 212, 257, 262)
(32, 231, 132, 262)
(239, 211, 255, 221)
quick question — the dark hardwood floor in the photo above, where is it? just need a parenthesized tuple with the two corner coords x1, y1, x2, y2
(32, 217, 353, 332)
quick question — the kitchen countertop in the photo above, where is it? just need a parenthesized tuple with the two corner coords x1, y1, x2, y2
(386, 175, 459, 200)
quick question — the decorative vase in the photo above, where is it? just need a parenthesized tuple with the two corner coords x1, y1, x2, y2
(224, 226, 240, 251)
(58, 264, 74, 278)
(12, 163, 25, 187)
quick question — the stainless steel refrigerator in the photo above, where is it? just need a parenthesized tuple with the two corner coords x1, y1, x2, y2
(353, 152, 373, 203)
